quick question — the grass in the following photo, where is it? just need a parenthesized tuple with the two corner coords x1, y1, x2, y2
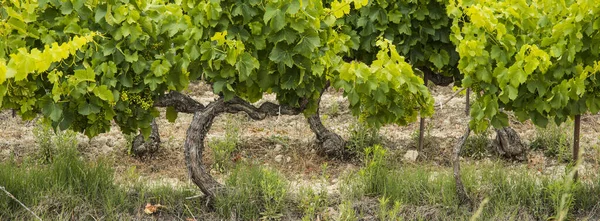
(530, 119, 573, 162)
(3, 120, 600, 220)
(340, 145, 600, 220)
(0, 124, 205, 220)
(208, 113, 242, 172)
(462, 131, 491, 159)
(215, 162, 289, 220)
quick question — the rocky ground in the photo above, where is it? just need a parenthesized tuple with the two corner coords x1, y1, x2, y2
(2, 82, 600, 219)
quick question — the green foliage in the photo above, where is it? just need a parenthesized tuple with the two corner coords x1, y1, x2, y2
(334, 0, 460, 78)
(0, 0, 434, 140)
(208, 114, 241, 172)
(334, 38, 435, 127)
(346, 121, 382, 156)
(530, 120, 572, 162)
(215, 162, 289, 220)
(448, 0, 600, 132)
(462, 131, 491, 159)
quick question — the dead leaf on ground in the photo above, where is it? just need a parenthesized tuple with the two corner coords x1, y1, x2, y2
(144, 203, 165, 215)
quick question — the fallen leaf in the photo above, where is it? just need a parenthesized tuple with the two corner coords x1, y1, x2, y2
(144, 203, 164, 215)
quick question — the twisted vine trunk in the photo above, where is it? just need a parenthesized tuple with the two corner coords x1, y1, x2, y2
(131, 119, 161, 158)
(307, 111, 347, 159)
(453, 126, 472, 208)
(307, 85, 347, 159)
(160, 90, 345, 198)
(184, 100, 226, 199)
(182, 96, 303, 198)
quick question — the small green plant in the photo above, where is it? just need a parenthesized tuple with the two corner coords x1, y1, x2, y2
(299, 186, 328, 221)
(326, 102, 340, 117)
(209, 114, 241, 172)
(268, 134, 291, 149)
(377, 196, 402, 221)
(123, 133, 136, 155)
(215, 162, 289, 220)
(32, 120, 55, 164)
(338, 200, 358, 221)
(462, 132, 491, 159)
(530, 120, 572, 162)
(32, 120, 78, 164)
(358, 145, 389, 195)
(346, 121, 382, 156)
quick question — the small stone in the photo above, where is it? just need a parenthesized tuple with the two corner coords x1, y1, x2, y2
(286, 156, 291, 162)
(274, 144, 282, 152)
(275, 154, 283, 163)
(310, 148, 316, 153)
(332, 179, 338, 184)
(403, 150, 419, 162)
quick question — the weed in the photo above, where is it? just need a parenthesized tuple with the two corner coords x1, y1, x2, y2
(346, 121, 382, 157)
(462, 131, 491, 159)
(269, 134, 291, 149)
(215, 162, 289, 220)
(326, 102, 340, 117)
(123, 133, 135, 155)
(377, 196, 402, 221)
(340, 145, 600, 220)
(0, 129, 205, 220)
(338, 200, 358, 221)
(32, 119, 56, 164)
(530, 119, 572, 162)
(208, 114, 241, 172)
(299, 186, 329, 221)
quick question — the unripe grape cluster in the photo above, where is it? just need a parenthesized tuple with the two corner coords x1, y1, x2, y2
(120, 89, 153, 111)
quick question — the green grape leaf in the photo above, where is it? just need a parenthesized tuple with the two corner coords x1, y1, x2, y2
(166, 106, 178, 122)
(92, 85, 114, 102)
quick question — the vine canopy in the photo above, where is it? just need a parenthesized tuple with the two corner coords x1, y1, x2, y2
(0, 0, 433, 137)
(449, 0, 600, 132)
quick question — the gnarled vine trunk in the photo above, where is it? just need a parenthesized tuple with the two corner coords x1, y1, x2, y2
(307, 111, 347, 159)
(131, 119, 161, 159)
(307, 86, 347, 159)
(182, 96, 304, 198)
(162, 89, 347, 198)
(492, 127, 526, 161)
(184, 100, 226, 199)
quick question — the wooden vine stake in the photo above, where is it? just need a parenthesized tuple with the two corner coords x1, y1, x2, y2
(573, 114, 581, 181)
(418, 77, 429, 151)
